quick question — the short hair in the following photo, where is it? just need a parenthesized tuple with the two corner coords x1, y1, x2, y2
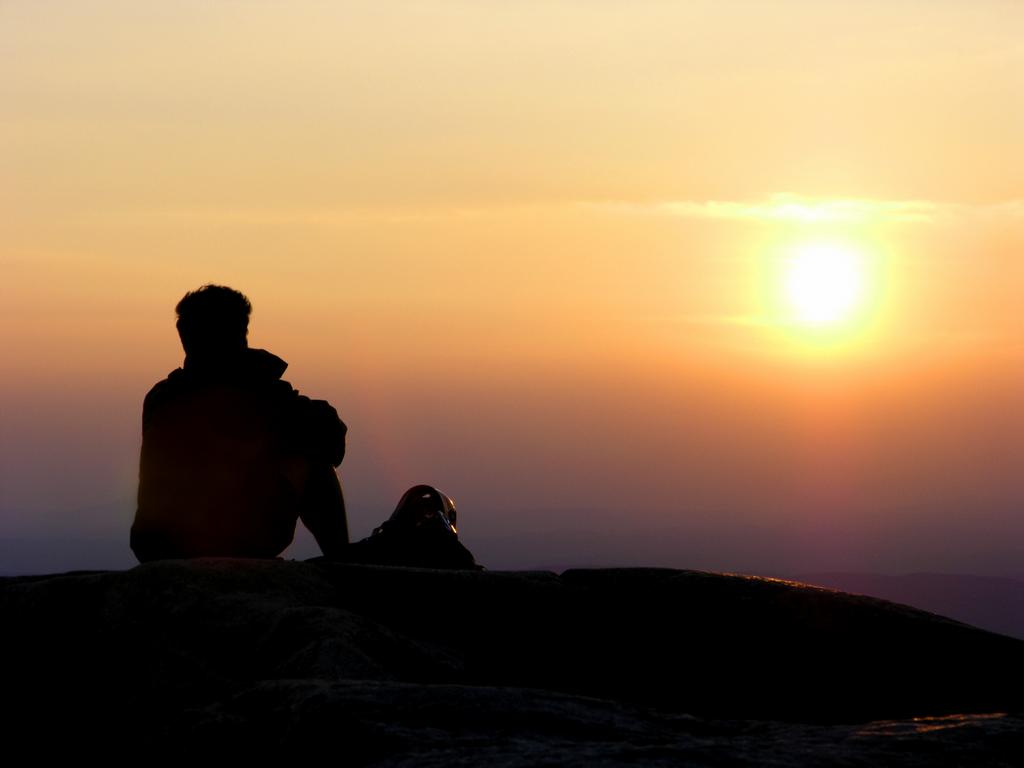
(175, 284, 252, 354)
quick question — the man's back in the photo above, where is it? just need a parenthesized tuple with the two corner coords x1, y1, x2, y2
(132, 346, 345, 561)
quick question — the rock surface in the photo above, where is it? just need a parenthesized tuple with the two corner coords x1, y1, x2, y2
(2, 559, 1022, 764)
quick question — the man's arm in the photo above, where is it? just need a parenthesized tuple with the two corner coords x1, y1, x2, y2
(298, 397, 347, 467)
(274, 382, 350, 557)
(298, 465, 350, 557)
(273, 381, 348, 467)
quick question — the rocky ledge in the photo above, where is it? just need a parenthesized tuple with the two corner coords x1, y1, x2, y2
(2, 559, 1022, 764)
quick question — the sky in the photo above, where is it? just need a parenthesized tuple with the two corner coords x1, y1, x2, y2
(2, 1, 1022, 575)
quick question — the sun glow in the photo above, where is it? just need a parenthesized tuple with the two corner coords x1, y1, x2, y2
(784, 242, 867, 327)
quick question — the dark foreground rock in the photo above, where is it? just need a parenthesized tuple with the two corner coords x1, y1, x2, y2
(2, 560, 1022, 764)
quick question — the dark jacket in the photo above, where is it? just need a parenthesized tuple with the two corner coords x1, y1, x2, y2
(131, 348, 346, 561)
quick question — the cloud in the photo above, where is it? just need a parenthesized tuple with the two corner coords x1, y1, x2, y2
(670, 314, 770, 327)
(71, 195, 1024, 231)
(593, 194, 1024, 225)
(659, 195, 938, 223)
(978, 199, 1024, 220)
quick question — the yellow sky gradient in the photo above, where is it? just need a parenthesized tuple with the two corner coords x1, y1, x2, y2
(1, 1, 1022, 572)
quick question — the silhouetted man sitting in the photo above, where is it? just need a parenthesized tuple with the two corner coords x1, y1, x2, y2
(132, 285, 481, 569)
(131, 285, 350, 561)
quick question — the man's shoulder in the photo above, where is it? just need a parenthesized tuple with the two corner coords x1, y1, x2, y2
(141, 369, 187, 426)
(145, 368, 186, 400)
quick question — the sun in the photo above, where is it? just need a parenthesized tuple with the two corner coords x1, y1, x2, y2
(784, 242, 867, 327)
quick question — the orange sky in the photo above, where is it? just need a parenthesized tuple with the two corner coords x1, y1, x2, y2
(1, 1, 1022, 573)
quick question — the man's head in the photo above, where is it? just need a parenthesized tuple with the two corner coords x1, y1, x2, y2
(175, 284, 252, 356)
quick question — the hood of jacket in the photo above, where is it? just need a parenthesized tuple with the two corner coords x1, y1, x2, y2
(179, 347, 289, 381)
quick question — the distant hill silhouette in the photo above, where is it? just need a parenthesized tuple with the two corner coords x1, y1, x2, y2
(795, 572, 1024, 641)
